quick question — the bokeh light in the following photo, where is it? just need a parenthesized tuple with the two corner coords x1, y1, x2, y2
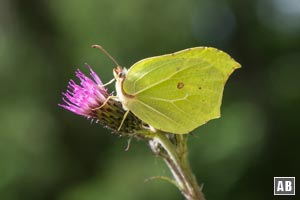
(0, 0, 299, 199)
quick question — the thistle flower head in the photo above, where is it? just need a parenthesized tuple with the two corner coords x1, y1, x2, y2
(59, 64, 108, 118)
(59, 64, 148, 137)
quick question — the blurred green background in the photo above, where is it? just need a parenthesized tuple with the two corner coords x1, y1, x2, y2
(0, 0, 299, 199)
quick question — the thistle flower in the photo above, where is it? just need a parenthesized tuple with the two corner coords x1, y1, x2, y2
(59, 64, 108, 118)
(59, 64, 147, 137)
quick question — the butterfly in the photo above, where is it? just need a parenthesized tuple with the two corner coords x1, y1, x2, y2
(92, 45, 240, 134)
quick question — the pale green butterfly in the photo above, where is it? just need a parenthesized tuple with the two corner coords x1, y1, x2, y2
(92, 45, 241, 134)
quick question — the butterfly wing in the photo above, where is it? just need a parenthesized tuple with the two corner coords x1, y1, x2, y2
(122, 47, 240, 134)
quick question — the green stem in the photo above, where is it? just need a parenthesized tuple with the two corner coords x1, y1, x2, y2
(95, 98, 205, 199)
(150, 132, 206, 200)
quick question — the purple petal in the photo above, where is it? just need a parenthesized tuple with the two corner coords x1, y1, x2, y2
(85, 63, 103, 85)
(59, 64, 110, 117)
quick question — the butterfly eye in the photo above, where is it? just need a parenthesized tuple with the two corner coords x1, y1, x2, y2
(118, 72, 122, 78)
(113, 66, 125, 78)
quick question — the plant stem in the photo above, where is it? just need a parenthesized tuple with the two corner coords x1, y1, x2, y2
(96, 98, 205, 199)
(149, 132, 206, 200)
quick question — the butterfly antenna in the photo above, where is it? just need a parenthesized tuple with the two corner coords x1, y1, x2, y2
(91, 44, 120, 67)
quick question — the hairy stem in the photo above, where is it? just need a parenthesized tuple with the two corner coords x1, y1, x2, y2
(149, 132, 206, 200)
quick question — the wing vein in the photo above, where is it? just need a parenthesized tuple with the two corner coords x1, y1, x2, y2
(133, 62, 213, 95)
(143, 96, 200, 125)
(132, 59, 180, 93)
(134, 99, 177, 123)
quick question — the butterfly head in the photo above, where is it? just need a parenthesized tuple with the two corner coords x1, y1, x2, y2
(113, 66, 128, 80)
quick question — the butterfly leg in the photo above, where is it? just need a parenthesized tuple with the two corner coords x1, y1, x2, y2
(92, 95, 118, 110)
(100, 78, 115, 87)
(117, 110, 130, 131)
(142, 124, 157, 133)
